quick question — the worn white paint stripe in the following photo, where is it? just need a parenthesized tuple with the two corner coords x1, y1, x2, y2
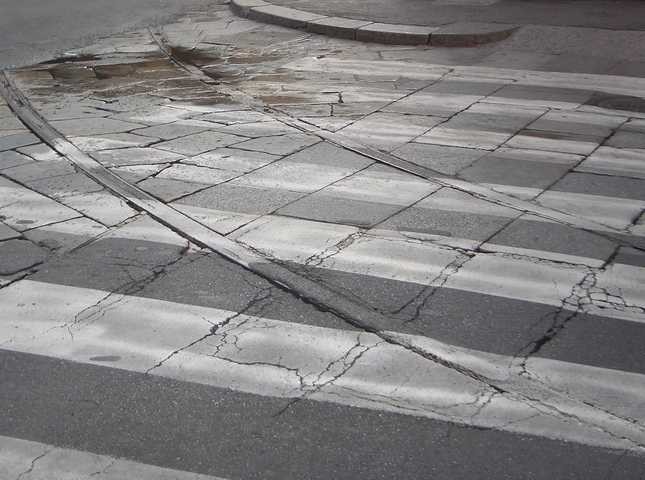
(230, 216, 645, 323)
(0, 435, 224, 480)
(1, 279, 645, 452)
(283, 57, 645, 97)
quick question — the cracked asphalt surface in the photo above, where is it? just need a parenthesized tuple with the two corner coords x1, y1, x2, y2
(2, 2, 645, 479)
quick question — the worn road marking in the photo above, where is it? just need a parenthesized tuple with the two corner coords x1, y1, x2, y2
(2, 279, 645, 451)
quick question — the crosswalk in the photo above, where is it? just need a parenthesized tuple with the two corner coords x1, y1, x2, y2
(2, 11, 645, 477)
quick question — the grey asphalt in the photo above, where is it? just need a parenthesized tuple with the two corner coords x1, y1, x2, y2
(265, 0, 645, 30)
(3, 348, 644, 479)
(0, 0, 224, 68)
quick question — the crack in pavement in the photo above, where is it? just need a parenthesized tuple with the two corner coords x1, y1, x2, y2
(145, 284, 273, 374)
(16, 448, 51, 480)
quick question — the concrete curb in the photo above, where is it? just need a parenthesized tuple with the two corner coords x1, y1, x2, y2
(230, 0, 517, 46)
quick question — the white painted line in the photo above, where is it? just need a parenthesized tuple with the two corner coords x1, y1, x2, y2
(0, 435, 225, 480)
(231, 215, 645, 323)
(2, 279, 645, 452)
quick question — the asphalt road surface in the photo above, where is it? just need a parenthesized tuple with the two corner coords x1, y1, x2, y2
(0, 0, 220, 68)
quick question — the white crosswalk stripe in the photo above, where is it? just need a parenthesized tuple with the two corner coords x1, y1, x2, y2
(2, 279, 645, 451)
(0, 435, 225, 480)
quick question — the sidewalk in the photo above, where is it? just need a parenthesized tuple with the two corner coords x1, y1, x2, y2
(231, 0, 645, 77)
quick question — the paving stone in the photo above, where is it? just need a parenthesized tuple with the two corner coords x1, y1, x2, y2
(283, 142, 374, 169)
(277, 193, 401, 228)
(485, 84, 594, 109)
(425, 78, 506, 96)
(356, 23, 434, 45)
(622, 119, 645, 134)
(183, 148, 279, 173)
(60, 191, 137, 226)
(550, 171, 645, 201)
(70, 133, 160, 151)
(322, 164, 438, 206)
(0, 151, 33, 170)
(338, 112, 441, 151)
(231, 159, 357, 193)
(307, 17, 372, 40)
(210, 120, 301, 138)
(109, 164, 171, 183)
(0, 239, 49, 275)
(198, 110, 271, 125)
(111, 105, 194, 125)
(505, 130, 601, 155)
(0, 177, 79, 231)
(50, 117, 145, 136)
(459, 148, 577, 188)
(486, 217, 617, 263)
(577, 146, 645, 179)
(16, 143, 60, 162)
(0, 115, 25, 131)
(0, 129, 29, 138)
(26, 173, 104, 199)
(377, 187, 518, 240)
(613, 246, 645, 268)
(3, 160, 76, 183)
(91, 148, 184, 167)
(0, 133, 40, 151)
(527, 111, 625, 138)
(130, 121, 213, 140)
(382, 91, 480, 117)
(392, 142, 485, 175)
(138, 177, 207, 202)
(233, 134, 320, 156)
(0, 223, 20, 241)
(417, 103, 543, 150)
(155, 131, 247, 156)
(605, 130, 645, 149)
(156, 164, 240, 185)
(377, 205, 514, 241)
(23, 217, 108, 252)
(177, 182, 305, 216)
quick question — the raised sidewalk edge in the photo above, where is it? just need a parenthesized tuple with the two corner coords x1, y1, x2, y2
(229, 0, 517, 46)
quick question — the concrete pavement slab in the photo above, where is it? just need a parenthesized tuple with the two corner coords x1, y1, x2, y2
(91, 147, 183, 167)
(458, 150, 576, 188)
(0, 150, 33, 170)
(392, 142, 485, 175)
(277, 193, 402, 228)
(182, 148, 279, 173)
(177, 183, 305, 216)
(49, 117, 145, 136)
(155, 131, 248, 156)
(23, 217, 108, 252)
(138, 177, 207, 202)
(486, 217, 618, 264)
(70, 132, 161, 151)
(577, 146, 645, 179)
(0, 132, 39, 151)
(232, 134, 320, 155)
(0, 238, 48, 275)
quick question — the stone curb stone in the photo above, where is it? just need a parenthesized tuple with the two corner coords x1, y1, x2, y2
(307, 17, 374, 40)
(248, 5, 327, 29)
(356, 22, 436, 45)
(430, 22, 518, 47)
(230, 0, 517, 46)
(230, 0, 270, 17)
